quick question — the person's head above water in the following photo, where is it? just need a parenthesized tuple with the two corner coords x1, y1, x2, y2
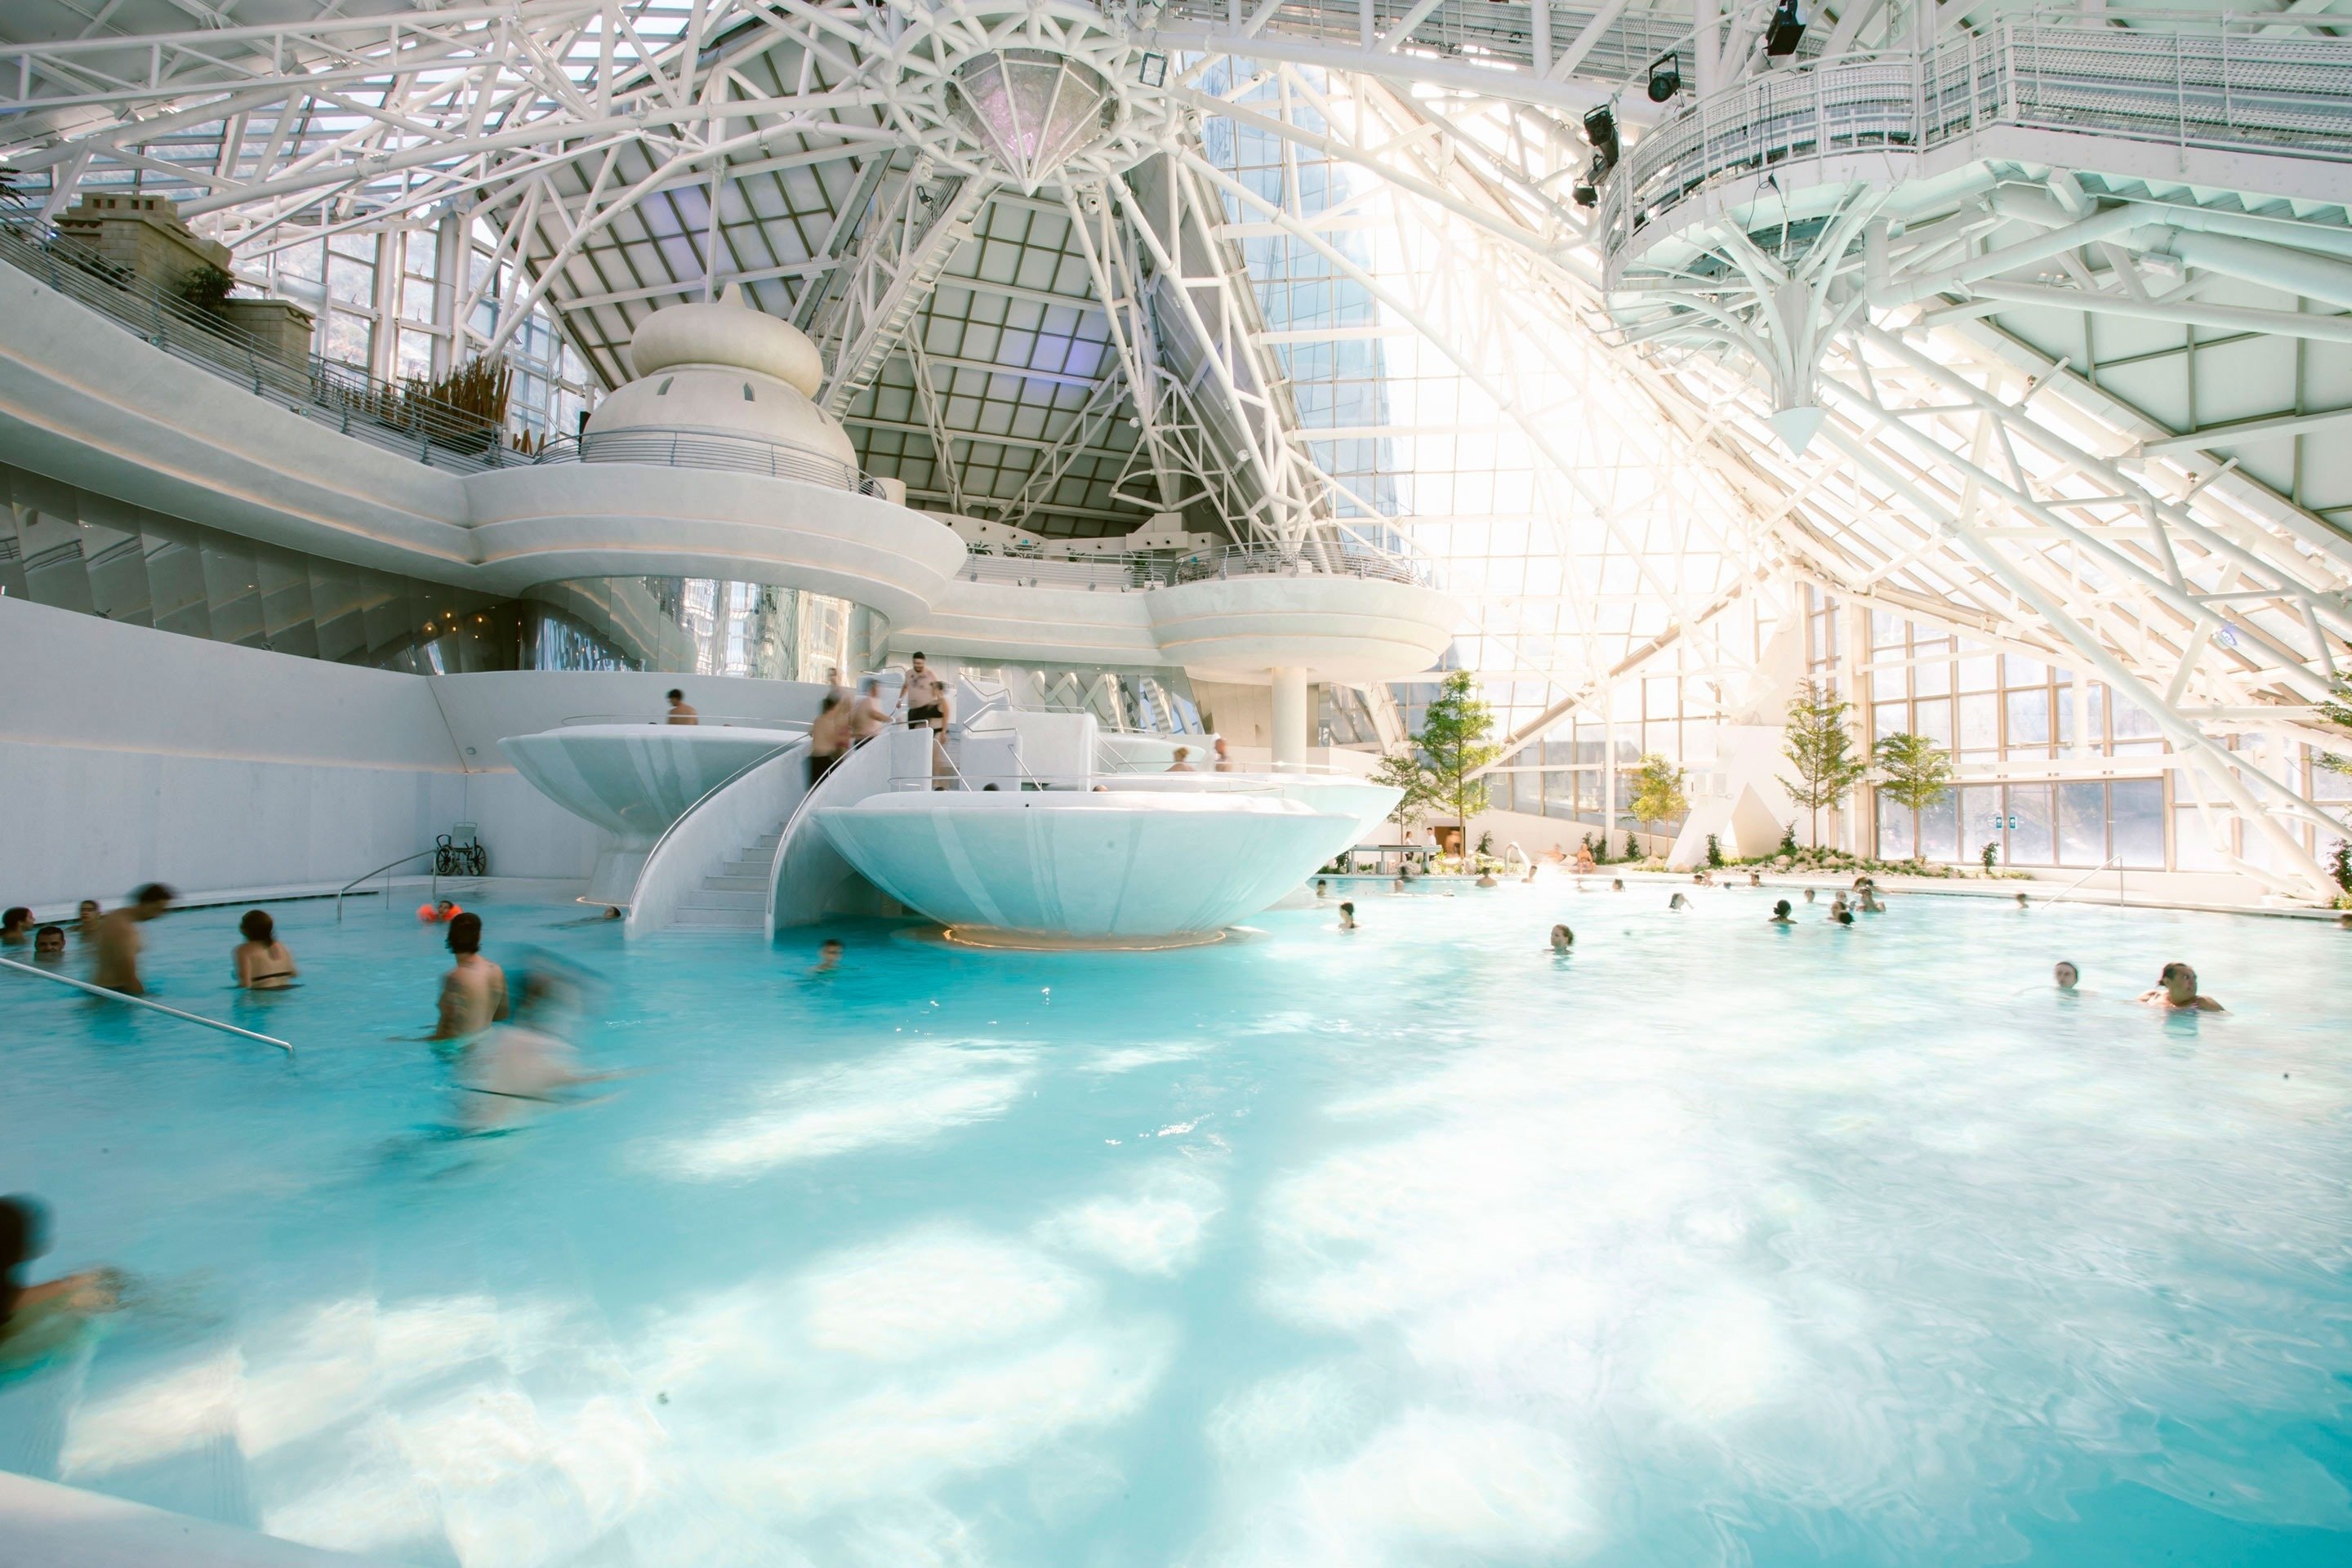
(128, 883, 174, 919)
(1833, 908, 1855, 925)
(446, 911, 484, 957)
(1610, 878, 1624, 891)
(2016, 891, 2030, 907)
(33, 925, 65, 959)
(1668, 892, 1688, 908)
(1772, 899, 1792, 918)
(238, 909, 274, 944)
(1, 1193, 51, 1288)
(2, 907, 29, 939)
(1549, 924, 1573, 951)
(2054, 960, 2079, 991)
(2157, 961, 2198, 1004)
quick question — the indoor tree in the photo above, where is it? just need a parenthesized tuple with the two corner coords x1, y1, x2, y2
(1627, 752, 1688, 854)
(1415, 670, 1502, 853)
(1370, 749, 1437, 840)
(1873, 730, 1957, 858)
(2321, 675, 2352, 774)
(1780, 680, 1869, 848)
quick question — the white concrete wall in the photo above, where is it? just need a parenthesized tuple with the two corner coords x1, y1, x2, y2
(0, 595, 815, 911)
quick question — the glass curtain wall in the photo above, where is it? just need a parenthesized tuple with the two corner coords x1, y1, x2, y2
(243, 220, 595, 446)
(2, 459, 872, 679)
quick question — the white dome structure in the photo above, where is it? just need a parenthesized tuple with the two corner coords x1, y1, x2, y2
(586, 289, 855, 470)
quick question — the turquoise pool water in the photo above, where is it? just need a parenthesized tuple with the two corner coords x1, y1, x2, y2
(2, 882, 2348, 1567)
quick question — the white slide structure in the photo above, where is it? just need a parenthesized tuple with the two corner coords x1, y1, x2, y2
(768, 727, 933, 933)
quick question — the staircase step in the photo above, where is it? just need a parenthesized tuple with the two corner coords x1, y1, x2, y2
(702, 873, 769, 893)
(682, 888, 764, 911)
(674, 904, 762, 929)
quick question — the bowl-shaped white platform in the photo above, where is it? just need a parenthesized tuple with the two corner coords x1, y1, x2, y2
(1102, 772, 1399, 840)
(816, 789, 1362, 938)
(500, 723, 802, 901)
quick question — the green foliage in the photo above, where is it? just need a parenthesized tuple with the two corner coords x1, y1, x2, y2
(1582, 831, 1607, 865)
(1623, 831, 1640, 862)
(2321, 678, 2352, 775)
(180, 262, 236, 314)
(1476, 830, 1493, 858)
(1780, 681, 1869, 846)
(1980, 840, 2000, 872)
(1413, 670, 1503, 836)
(1705, 832, 1724, 868)
(1779, 822, 1799, 857)
(2332, 839, 2352, 897)
(1873, 730, 1958, 813)
(1627, 753, 1688, 835)
(1370, 750, 1437, 836)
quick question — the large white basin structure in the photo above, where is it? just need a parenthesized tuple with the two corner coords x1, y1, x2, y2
(499, 722, 803, 901)
(815, 787, 1364, 941)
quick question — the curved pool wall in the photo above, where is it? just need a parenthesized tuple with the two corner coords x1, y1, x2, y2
(2, 884, 2347, 1566)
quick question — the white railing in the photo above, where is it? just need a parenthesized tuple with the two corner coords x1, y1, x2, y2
(626, 739, 804, 934)
(956, 538, 1430, 591)
(1600, 21, 2352, 281)
(557, 713, 812, 731)
(0, 954, 292, 1054)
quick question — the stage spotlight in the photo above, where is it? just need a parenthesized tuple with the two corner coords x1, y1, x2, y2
(1571, 155, 1601, 207)
(1580, 105, 1619, 175)
(1765, 0, 1806, 56)
(1646, 52, 1682, 102)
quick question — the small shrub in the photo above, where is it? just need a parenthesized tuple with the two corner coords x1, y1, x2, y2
(1980, 840, 1999, 873)
(1705, 832, 1724, 869)
(180, 263, 236, 314)
(1623, 831, 1640, 862)
(1779, 822, 1799, 857)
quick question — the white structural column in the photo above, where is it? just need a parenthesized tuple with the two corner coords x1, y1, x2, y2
(1270, 666, 1309, 767)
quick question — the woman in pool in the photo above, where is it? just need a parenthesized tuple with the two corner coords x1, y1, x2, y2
(2054, 961, 2080, 991)
(232, 909, 297, 990)
(2140, 962, 2223, 1012)
(1549, 924, 1574, 952)
(1769, 900, 1794, 925)
(1338, 902, 1356, 931)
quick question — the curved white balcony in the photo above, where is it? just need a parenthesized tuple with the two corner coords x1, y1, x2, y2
(1598, 23, 2352, 283)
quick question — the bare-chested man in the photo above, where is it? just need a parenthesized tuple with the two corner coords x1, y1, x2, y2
(93, 884, 174, 995)
(895, 653, 951, 783)
(665, 688, 699, 726)
(430, 911, 510, 1041)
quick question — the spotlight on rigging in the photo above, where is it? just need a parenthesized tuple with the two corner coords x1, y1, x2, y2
(1646, 52, 1682, 102)
(1571, 155, 1601, 208)
(1580, 105, 1619, 176)
(1765, 0, 1806, 57)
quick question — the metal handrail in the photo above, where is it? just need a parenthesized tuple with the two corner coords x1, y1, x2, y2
(628, 738, 804, 912)
(336, 849, 440, 923)
(556, 714, 813, 730)
(1601, 22, 2352, 281)
(0, 954, 292, 1054)
(2037, 853, 2127, 910)
(0, 220, 897, 494)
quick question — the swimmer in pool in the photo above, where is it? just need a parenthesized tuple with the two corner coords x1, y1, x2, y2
(2054, 960, 2079, 992)
(1857, 884, 1886, 914)
(0, 907, 29, 947)
(810, 938, 844, 974)
(1390, 877, 1405, 893)
(232, 909, 297, 990)
(1830, 907, 1855, 926)
(1769, 900, 1794, 924)
(32, 925, 65, 964)
(429, 912, 509, 1041)
(1802, 887, 1816, 903)
(1668, 892, 1690, 910)
(2016, 891, 2031, 910)
(1610, 879, 1624, 893)
(453, 972, 614, 1134)
(1338, 901, 1356, 932)
(1314, 880, 1329, 899)
(2139, 961, 2223, 1012)
(93, 883, 173, 996)
(1549, 924, 1573, 952)
(1, 1196, 122, 1359)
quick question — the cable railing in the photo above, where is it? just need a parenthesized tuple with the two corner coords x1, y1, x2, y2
(1599, 20, 2352, 278)
(0, 220, 889, 496)
(957, 539, 1430, 590)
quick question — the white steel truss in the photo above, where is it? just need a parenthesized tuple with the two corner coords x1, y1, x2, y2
(1, 0, 2348, 893)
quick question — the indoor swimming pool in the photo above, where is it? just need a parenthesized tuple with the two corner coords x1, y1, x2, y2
(2, 883, 2348, 1567)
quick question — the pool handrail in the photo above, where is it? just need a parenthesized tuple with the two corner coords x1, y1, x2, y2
(0, 955, 293, 1054)
(2038, 853, 2127, 910)
(336, 848, 441, 923)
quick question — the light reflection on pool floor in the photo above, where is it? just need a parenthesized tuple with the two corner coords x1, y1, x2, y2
(2, 883, 2348, 1566)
